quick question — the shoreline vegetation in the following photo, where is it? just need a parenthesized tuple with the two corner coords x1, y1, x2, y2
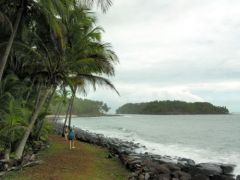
(50, 97, 112, 117)
(0, 0, 125, 179)
(116, 100, 229, 115)
(0, 0, 120, 172)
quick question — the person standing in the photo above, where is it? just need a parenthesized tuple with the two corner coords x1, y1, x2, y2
(68, 127, 76, 149)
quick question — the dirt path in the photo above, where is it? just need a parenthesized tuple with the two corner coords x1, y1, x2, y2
(4, 135, 130, 180)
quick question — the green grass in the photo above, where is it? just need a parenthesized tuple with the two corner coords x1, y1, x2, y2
(2, 135, 130, 180)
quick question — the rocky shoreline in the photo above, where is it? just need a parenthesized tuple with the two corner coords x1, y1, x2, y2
(54, 123, 239, 180)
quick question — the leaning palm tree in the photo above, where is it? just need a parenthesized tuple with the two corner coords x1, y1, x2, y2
(59, 7, 118, 130)
(0, 0, 67, 82)
(0, 0, 113, 82)
(14, 1, 116, 160)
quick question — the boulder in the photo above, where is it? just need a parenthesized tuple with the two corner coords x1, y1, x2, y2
(157, 173, 171, 180)
(197, 163, 222, 175)
(220, 164, 235, 175)
(156, 164, 171, 174)
(192, 174, 210, 180)
(172, 171, 191, 180)
(178, 158, 195, 166)
(210, 175, 235, 180)
(166, 163, 181, 171)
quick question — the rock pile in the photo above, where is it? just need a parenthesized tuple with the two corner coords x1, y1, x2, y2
(55, 123, 238, 180)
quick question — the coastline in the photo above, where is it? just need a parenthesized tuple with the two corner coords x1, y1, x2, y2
(116, 113, 230, 115)
(54, 123, 238, 180)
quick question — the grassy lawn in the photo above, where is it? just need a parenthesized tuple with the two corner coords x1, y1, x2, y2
(3, 135, 130, 180)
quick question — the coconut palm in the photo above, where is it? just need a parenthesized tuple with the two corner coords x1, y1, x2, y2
(0, 0, 68, 82)
(1, 0, 116, 160)
(0, 0, 113, 82)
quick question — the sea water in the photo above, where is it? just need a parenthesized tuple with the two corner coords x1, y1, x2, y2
(70, 114, 240, 175)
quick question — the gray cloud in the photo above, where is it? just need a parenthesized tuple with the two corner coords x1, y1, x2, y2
(84, 0, 240, 112)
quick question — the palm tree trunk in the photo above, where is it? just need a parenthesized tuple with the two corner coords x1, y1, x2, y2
(35, 87, 56, 140)
(54, 102, 62, 122)
(0, 0, 24, 82)
(15, 87, 51, 159)
(24, 79, 35, 106)
(62, 99, 71, 136)
(44, 86, 57, 112)
(68, 86, 77, 128)
(33, 83, 42, 112)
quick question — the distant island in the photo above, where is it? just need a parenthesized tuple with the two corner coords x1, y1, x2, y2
(116, 100, 229, 115)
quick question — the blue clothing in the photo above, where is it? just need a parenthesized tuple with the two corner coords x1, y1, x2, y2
(68, 130, 75, 140)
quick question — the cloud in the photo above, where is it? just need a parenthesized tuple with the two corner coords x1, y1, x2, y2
(86, 0, 240, 112)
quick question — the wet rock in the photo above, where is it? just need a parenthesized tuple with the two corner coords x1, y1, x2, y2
(172, 171, 191, 180)
(166, 163, 181, 171)
(192, 174, 210, 180)
(236, 175, 240, 180)
(210, 175, 235, 180)
(220, 164, 235, 175)
(157, 173, 171, 180)
(197, 163, 222, 175)
(178, 158, 195, 166)
(156, 164, 171, 174)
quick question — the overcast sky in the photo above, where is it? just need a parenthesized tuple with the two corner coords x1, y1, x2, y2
(81, 0, 240, 113)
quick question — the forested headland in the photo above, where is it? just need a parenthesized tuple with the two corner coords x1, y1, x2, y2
(50, 97, 110, 117)
(116, 101, 229, 115)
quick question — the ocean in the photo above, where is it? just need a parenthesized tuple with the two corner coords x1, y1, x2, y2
(70, 114, 240, 175)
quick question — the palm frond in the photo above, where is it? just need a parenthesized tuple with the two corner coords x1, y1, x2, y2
(80, 0, 112, 13)
(76, 73, 119, 95)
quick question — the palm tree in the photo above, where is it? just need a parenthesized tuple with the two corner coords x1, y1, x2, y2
(0, 74, 29, 160)
(0, 0, 67, 82)
(1, 0, 116, 160)
(0, 0, 24, 81)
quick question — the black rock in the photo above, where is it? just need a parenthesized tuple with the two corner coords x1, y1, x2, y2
(197, 163, 222, 175)
(156, 164, 171, 174)
(210, 175, 235, 180)
(157, 173, 171, 180)
(178, 158, 195, 166)
(220, 164, 235, 175)
(192, 174, 210, 180)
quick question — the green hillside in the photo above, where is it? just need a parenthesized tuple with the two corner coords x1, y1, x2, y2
(51, 98, 110, 117)
(116, 101, 229, 115)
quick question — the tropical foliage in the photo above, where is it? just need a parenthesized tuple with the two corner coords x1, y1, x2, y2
(51, 97, 110, 117)
(0, 0, 117, 160)
(116, 101, 229, 115)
